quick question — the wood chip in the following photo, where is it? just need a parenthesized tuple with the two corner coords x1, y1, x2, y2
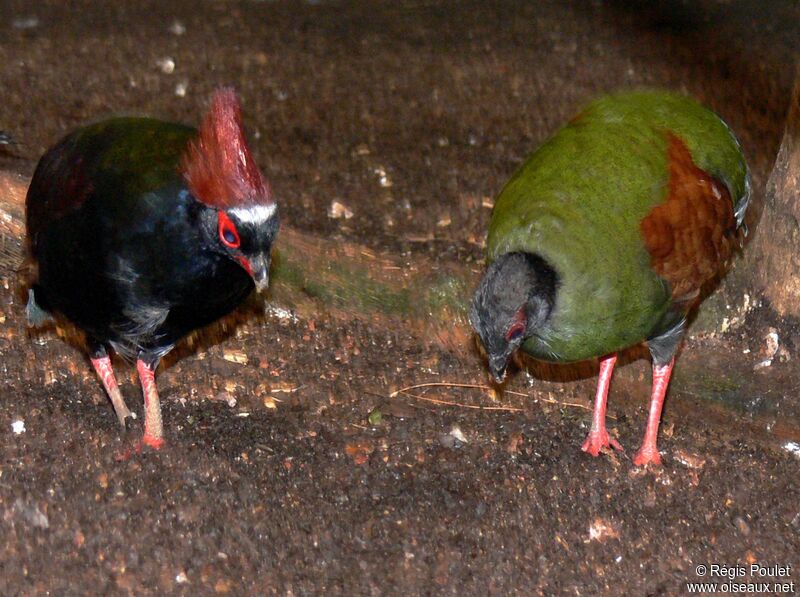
(673, 448, 706, 469)
(222, 349, 248, 365)
(588, 518, 620, 542)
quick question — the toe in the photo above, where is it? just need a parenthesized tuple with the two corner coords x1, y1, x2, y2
(633, 449, 662, 467)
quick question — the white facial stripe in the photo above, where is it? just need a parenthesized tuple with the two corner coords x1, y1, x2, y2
(230, 204, 277, 225)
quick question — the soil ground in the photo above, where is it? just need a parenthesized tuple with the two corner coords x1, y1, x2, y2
(0, 1, 798, 595)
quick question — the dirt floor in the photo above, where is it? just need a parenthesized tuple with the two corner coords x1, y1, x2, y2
(0, 1, 798, 595)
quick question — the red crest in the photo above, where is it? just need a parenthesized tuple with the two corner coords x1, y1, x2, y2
(181, 88, 273, 208)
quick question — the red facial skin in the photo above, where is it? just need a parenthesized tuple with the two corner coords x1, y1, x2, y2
(217, 211, 253, 276)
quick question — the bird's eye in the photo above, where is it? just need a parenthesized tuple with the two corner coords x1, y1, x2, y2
(506, 323, 525, 342)
(218, 212, 241, 249)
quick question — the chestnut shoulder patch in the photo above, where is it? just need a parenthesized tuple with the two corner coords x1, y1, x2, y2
(640, 133, 738, 302)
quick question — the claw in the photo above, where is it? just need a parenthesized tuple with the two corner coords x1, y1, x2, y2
(582, 430, 623, 457)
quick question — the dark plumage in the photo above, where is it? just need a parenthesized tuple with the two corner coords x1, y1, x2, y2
(26, 88, 279, 450)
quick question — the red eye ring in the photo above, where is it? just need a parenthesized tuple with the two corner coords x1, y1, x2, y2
(218, 211, 241, 249)
(506, 322, 525, 342)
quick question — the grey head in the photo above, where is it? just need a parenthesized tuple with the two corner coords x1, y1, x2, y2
(470, 252, 557, 383)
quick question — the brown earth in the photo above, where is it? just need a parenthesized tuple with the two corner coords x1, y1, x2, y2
(0, 1, 798, 595)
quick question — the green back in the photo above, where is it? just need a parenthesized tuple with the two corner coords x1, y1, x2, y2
(486, 91, 748, 362)
(26, 117, 199, 244)
(69, 117, 196, 206)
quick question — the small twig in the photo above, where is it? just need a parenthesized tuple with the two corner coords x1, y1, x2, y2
(390, 382, 495, 397)
(390, 381, 605, 417)
(401, 392, 524, 412)
(536, 394, 603, 416)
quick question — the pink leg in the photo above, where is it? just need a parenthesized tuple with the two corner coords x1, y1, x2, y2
(581, 353, 623, 456)
(91, 356, 133, 429)
(136, 359, 164, 450)
(633, 358, 675, 466)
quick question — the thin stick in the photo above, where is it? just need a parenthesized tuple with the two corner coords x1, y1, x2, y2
(390, 381, 609, 417)
(537, 395, 601, 415)
(401, 392, 525, 412)
(390, 382, 498, 397)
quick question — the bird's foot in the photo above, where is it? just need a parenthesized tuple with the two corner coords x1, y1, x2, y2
(581, 429, 623, 457)
(114, 434, 165, 461)
(142, 433, 165, 450)
(632, 446, 662, 467)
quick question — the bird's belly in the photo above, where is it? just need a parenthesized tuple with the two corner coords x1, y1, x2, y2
(35, 216, 254, 355)
(158, 275, 253, 344)
(523, 263, 672, 363)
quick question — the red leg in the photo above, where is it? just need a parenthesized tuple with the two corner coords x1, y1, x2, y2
(581, 353, 623, 456)
(91, 356, 133, 429)
(136, 359, 164, 450)
(633, 358, 675, 466)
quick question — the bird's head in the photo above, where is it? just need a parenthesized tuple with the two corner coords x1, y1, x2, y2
(202, 205, 279, 292)
(182, 87, 279, 293)
(470, 252, 557, 383)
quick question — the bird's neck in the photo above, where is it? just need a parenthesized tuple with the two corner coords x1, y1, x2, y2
(523, 252, 558, 321)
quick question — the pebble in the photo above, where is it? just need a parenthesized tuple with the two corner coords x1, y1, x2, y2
(213, 391, 237, 408)
(753, 328, 780, 369)
(264, 304, 298, 323)
(374, 167, 393, 188)
(169, 20, 186, 35)
(783, 441, 800, 459)
(449, 425, 467, 443)
(439, 425, 468, 448)
(156, 57, 175, 74)
(11, 419, 25, 434)
(733, 515, 751, 536)
(11, 16, 39, 29)
(328, 200, 354, 220)
(588, 518, 619, 542)
(175, 80, 188, 97)
(673, 448, 706, 469)
(13, 498, 48, 529)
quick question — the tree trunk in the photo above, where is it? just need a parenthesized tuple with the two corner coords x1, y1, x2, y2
(747, 70, 800, 317)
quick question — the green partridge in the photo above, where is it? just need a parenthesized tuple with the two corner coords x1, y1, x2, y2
(470, 91, 750, 466)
